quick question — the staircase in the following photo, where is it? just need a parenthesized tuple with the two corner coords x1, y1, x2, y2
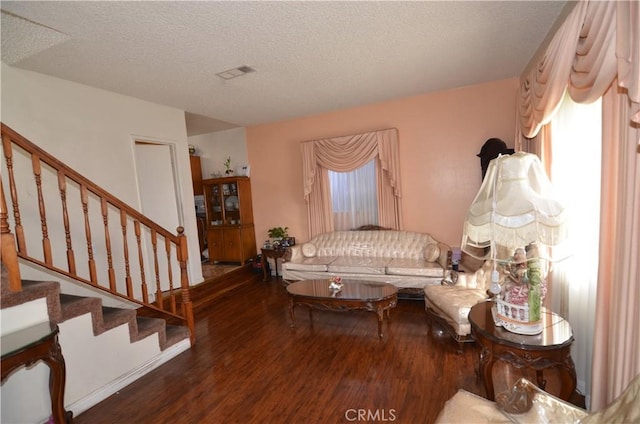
(1, 267, 190, 351)
(1, 265, 192, 422)
(0, 123, 196, 422)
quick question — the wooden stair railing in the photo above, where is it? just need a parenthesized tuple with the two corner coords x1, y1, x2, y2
(0, 123, 195, 345)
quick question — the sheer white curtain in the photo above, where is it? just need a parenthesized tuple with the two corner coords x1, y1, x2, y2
(329, 159, 378, 231)
(515, 1, 639, 408)
(549, 93, 602, 403)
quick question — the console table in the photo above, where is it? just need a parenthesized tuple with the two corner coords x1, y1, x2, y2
(1, 322, 73, 423)
(468, 301, 576, 401)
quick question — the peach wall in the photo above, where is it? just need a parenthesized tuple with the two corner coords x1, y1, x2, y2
(247, 78, 518, 248)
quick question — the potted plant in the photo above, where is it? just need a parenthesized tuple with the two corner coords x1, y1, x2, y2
(224, 156, 234, 175)
(267, 226, 289, 240)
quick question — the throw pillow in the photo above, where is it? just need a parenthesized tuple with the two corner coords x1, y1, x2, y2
(301, 243, 317, 257)
(424, 243, 440, 262)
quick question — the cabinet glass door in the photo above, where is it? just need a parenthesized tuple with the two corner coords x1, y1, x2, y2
(207, 184, 223, 226)
(223, 182, 240, 225)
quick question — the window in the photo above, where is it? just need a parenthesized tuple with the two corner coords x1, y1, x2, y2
(302, 128, 401, 236)
(328, 159, 378, 230)
(549, 92, 601, 398)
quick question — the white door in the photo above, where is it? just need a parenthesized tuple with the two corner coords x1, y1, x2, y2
(134, 141, 181, 232)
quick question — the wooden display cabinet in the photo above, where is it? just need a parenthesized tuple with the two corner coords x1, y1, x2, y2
(190, 155, 203, 195)
(203, 176, 256, 265)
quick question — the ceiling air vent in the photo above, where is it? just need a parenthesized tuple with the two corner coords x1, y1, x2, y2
(216, 65, 256, 80)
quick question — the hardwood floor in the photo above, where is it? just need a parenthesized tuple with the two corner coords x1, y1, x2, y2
(74, 274, 487, 424)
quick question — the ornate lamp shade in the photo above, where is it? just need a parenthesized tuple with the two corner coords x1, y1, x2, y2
(461, 152, 568, 335)
(461, 152, 568, 262)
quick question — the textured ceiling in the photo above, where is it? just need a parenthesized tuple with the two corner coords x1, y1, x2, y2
(1, 1, 568, 136)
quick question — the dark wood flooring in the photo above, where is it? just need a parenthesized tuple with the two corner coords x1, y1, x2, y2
(73, 273, 509, 423)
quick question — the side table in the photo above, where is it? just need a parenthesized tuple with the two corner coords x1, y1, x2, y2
(468, 301, 576, 402)
(260, 247, 289, 281)
(1, 322, 73, 423)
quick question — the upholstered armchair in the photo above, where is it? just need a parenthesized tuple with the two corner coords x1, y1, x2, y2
(423, 258, 493, 349)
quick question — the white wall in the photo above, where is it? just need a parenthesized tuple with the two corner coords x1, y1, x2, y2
(1, 63, 203, 289)
(188, 127, 248, 179)
(0, 63, 200, 422)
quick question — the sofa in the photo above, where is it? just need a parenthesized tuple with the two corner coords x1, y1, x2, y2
(435, 375, 640, 423)
(281, 230, 451, 290)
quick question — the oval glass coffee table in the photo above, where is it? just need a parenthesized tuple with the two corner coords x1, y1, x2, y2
(286, 279, 398, 338)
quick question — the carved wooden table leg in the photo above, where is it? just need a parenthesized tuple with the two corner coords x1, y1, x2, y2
(288, 298, 296, 329)
(1, 323, 73, 424)
(261, 253, 269, 282)
(479, 345, 496, 400)
(558, 349, 578, 401)
(536, 370, 547, 391)
(376, 307, 385, 339)
(44, 335, 72, 423)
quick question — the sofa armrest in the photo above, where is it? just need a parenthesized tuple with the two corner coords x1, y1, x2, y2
(287, 245, 304, 262)
(436, 242, 452, 270)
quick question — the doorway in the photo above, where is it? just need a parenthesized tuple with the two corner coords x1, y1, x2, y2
(133, 140, 182, 231)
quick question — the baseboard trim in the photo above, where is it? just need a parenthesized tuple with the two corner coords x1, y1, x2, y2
(67, 339, 191, 416)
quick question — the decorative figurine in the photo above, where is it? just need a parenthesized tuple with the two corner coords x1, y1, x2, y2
(328, 276, 343, 291)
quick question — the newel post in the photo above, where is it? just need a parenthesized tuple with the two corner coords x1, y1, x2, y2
(1, 179, 22, 291)
(177, 226, 196, 346)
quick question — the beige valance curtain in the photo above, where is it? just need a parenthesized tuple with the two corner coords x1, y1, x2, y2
(518, 1, 639, 144)
(516, 0, 639, 410)
(301, 128, 402, 237)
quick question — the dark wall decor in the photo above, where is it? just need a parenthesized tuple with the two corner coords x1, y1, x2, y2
(477, 138, 515, 180)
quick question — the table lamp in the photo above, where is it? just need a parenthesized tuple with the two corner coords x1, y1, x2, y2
(460, 152, 568, 334)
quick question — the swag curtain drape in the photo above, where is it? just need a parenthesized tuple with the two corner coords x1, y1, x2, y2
(301, 128, 402, 237)
(596, 81, 640, 411)
(515, 0, 640, 410)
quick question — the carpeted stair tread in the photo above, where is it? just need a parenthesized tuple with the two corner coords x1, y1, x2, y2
(100, 306, 137, 333)
(134, 316, 166, 343)
(59, 293, 102, 322)
(2, 278, 55, 300)
(59, 294, 139, 337)
(164, 325, 191, 348)
(1, 279, 62, 322)
(1, 279, 59, 306)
